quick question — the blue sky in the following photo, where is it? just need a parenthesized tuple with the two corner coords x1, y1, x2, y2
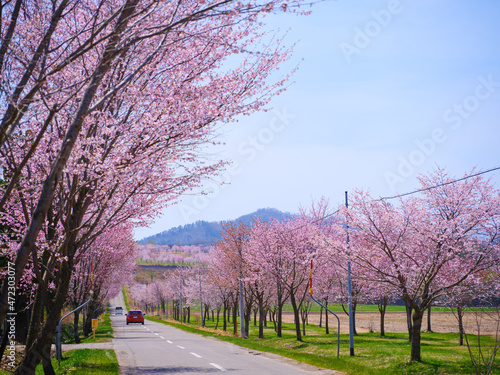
(134, 0, 500, 240)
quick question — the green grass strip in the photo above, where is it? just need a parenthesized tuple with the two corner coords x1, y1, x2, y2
(34, 349, 119, 375)
(62, 311, 114, 344)
(146, 315, 500, 375)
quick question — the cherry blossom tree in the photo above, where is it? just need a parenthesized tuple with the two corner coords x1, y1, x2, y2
(0, 0, 310, 338)
(67, 226, 137, 340)
(213, 221, 251, 335)
(0, 1, 315, 372)
(244, 219, 290, 337)
(342, 168, 500, 362)
(254, 218, 317, 341)
(244, 220, 279, 338)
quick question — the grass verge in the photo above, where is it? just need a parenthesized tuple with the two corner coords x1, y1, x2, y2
(122, 285, 131, 311)
(0, 349, 118, 375)
(35, 349, 118, 375)
(1, 308, 116, 374)
(62, 312, 113, 344)
(146, 314, 500, 375)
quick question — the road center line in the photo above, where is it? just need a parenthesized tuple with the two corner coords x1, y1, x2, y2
(177, 345, 185, 349)
(154, 332, 159, 335)
(209, 363, 227, 372)
(166, 340, 173, 344)
(190, 352, 202, 358)
(159, 336, 165, 339)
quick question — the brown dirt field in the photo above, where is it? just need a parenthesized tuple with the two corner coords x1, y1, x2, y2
(282, 311, 500, 337)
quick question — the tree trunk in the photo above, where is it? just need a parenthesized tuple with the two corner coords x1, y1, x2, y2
(300, 303, 310, 337)
(269, 308, 277, 332)
(0, 320, 8, 361)
(222, 302, 227, 332)
(0, 0, 140, 326)
(289, 292, 302, 341)
(378, 295, 387, 337)
(244, 295, 252, 338)
(83, 312, 92, 337)
(301, 312, 306, 337)
(405, 301, 413, 343)
(215, 309, 220, 330)
(427, 305, 432, 332)
(342, 301, 358, 335)
(319, 305, 323, 328)
(457, 306, 464, 346)
(325, 301, 329, 334)
(258, 301, 265, 339)
(232, 300, 237, 336)
(253, 308, 257, 326)
(352, 300, 358, 336)
(410, 309, 423, 362)
(380, 309, 386, 337)
(73, 310, 81, 344)
(26, 285, 46, 350)
(42, 351, 56, 375)
(15, 260, 73, 374)
(277, 295, 283, 338)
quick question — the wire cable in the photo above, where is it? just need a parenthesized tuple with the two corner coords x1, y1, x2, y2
(140, 166, 500, 243)
(378, 166, 500, 201)
(277, 165, 500, 234)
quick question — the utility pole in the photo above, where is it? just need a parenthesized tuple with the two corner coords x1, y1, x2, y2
(346, 191, 355, 356)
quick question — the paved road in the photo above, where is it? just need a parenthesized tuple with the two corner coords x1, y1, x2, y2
(109, 294, 336, 375)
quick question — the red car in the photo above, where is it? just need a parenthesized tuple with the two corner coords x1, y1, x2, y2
(126, 310, 145, 325)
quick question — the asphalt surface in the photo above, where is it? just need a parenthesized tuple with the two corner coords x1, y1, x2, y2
(109, 293, 337, 375)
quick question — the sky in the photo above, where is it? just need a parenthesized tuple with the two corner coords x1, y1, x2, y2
(134, 0, 500, 240)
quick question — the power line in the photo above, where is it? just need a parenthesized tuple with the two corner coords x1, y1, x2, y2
(378, 166, 500, 201)
(283, 165, 500, 234)
(140, 166, 500, 243)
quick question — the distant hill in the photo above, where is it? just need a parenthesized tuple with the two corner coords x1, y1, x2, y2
(137, 208, 293, 245)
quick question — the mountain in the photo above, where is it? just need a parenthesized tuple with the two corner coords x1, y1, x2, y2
(137, 208, 293, 245)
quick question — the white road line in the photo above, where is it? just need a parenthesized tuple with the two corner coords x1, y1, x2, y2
(154, 333, 159, 335)
(159, 336, 165, 339)
(209, 363, 227, 372)
(177, 345, 185, 349)
(166, 340, 173, 344)
(190, 352, 202, 358)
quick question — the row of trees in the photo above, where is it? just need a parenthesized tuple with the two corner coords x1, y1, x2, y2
(0, 0, 309, 373)
(130, 169, 500, 363)
(137, 244, 211, 264)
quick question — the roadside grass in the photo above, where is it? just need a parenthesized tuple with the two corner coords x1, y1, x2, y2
(0, 349, 119, 375)
(146, 314, 500, 375)
(172, 302, 452, 314)
(34, 349, 119, 375)
(122, 285, 131, 310)
(62, 312, 114, 344)
(0, 307, 116, 374)
(175, 302, 490, 314)
(278, 303, 460, 313)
